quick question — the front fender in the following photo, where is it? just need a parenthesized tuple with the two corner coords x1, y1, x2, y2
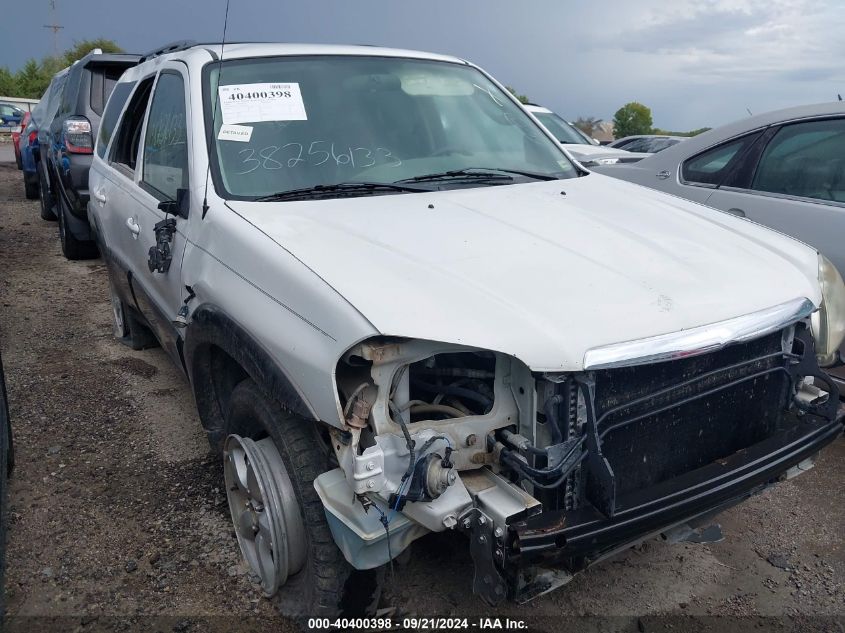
(184, 303, 317, 448)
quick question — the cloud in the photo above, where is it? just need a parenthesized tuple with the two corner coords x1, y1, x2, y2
(606, 0, 845, 83)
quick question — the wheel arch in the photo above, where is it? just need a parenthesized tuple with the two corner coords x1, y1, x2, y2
(184, 303, 318, 450)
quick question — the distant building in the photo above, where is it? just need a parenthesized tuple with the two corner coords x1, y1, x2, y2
(593, 121, 615, 143)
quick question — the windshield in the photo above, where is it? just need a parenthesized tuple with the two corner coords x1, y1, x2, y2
(204, 56, 577, 199)
(532, 111, 590, 145)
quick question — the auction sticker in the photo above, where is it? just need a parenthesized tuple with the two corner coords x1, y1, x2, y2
(217, 123, 253, 142)
(218, 82, 307, 125)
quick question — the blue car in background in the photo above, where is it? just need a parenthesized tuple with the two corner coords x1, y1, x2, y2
(18, 112, 41, 199)
(0, 103, 24, 128)
(19, 73, 67, 200)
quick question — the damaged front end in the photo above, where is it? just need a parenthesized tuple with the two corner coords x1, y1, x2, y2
(315, 315, 843, 605)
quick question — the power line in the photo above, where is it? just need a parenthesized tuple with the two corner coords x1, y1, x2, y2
(42, 0, 64, 57)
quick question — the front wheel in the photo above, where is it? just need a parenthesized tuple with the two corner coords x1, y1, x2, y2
(223, 379, 382, 617)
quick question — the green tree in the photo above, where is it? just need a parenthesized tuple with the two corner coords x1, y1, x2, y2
(612, 102, 653, 138)
(14, 60, 45, 99)
(652, 126, 712, 137)
(63, 38, 123, 66)
(505, 86, 530, 105)
(0, 39, 123, 99)
(574, 116, 602, 137)
(0, 67, 15, 96)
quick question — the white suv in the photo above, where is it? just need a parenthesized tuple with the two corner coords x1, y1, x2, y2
(88, 42, 845, 615)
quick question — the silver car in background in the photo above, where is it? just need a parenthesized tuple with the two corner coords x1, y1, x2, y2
(608, 135, 684, 153)
(594, 102, 845, 279)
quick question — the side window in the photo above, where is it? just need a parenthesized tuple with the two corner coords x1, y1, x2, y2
(96, 81, 135, 159)
(141, 72, 188, 201)
(621, 138, 647, 153)
(751, 118, 845, 203)
(111, 77, 154, 172)
(681, 133, 759, 186)
(90, 66, 128, 116)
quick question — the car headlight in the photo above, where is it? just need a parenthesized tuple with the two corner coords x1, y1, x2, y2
(590, 157, 620, 166)
(811, 254, 845, 366)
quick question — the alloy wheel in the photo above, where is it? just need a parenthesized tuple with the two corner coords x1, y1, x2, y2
(223, 434, 307, 596)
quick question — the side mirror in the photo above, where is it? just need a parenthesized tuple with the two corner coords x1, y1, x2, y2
(157, 188, 190, 219)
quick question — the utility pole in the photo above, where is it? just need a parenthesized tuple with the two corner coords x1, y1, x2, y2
(43, 0, 64, 57)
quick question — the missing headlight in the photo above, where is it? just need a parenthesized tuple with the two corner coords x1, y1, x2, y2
(400, 351, 496, 421)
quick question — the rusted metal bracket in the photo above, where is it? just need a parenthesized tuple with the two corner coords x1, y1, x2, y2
(461, 508, 507, 606)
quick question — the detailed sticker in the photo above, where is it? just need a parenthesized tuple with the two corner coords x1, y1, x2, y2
(217, 123, 253, 142)
(218, 83, 307, 125)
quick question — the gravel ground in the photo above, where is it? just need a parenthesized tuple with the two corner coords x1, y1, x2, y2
(0, 158, 843, 632)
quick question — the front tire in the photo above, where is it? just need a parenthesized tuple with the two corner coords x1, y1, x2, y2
(223, 379, 382, 618)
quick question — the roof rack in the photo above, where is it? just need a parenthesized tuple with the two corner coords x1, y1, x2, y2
(138, 40, 198, 63)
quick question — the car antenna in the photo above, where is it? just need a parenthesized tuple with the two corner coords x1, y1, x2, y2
(838, 94, 842, 101)
(745, 107, 753, 116)
(202, 0, 231, 220)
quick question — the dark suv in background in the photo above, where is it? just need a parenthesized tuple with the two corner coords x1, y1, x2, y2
(40, 50, 139, 259)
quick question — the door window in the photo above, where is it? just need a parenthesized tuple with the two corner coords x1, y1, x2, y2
(681, 134, 759, 186)
(751, 118, 845, 203)
(141, 72, 188, 201)
(110, 77, 154, 172)
(97, 81, 135, 159)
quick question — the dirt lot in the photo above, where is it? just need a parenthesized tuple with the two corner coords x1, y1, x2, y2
(0, 157, 843, 632)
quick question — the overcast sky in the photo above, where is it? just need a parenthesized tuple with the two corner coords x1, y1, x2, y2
(2, 0, 843, 130)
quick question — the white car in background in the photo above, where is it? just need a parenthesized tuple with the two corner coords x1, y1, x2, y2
(87, 42, 844, 616)
(525, 104, 650, 166)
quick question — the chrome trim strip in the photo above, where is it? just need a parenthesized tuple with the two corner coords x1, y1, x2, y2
(583, 297, 816, 370)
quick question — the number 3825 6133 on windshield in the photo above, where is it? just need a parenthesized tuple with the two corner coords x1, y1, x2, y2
(236, 142, 401, 174)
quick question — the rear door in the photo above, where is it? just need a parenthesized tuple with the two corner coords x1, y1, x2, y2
(93, 76, 155, 307)
(705, 117, 845, 276)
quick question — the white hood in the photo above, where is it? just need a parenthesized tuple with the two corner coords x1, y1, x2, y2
(229, 174, 820, 371)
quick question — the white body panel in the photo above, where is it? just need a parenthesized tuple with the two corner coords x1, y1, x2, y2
(229, 173, 820, 372)
(86, 42, 833, 578)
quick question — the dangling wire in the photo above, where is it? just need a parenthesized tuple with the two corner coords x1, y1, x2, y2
(371, 503, 394, 582)
(202, 0, 231, 219)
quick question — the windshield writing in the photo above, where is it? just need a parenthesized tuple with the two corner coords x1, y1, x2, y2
(205, 56, 576, 199)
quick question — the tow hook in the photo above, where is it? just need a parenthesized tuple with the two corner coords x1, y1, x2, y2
(460, 508, 507, 605)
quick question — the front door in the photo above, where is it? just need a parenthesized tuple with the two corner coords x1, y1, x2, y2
(122, 66, 193, 364)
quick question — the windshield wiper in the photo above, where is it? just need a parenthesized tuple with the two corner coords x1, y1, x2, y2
(253, 181, 432, 202)
(396, 167, 559, 184)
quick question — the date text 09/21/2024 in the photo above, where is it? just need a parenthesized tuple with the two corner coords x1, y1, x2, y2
(306, 618, 529, 630)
